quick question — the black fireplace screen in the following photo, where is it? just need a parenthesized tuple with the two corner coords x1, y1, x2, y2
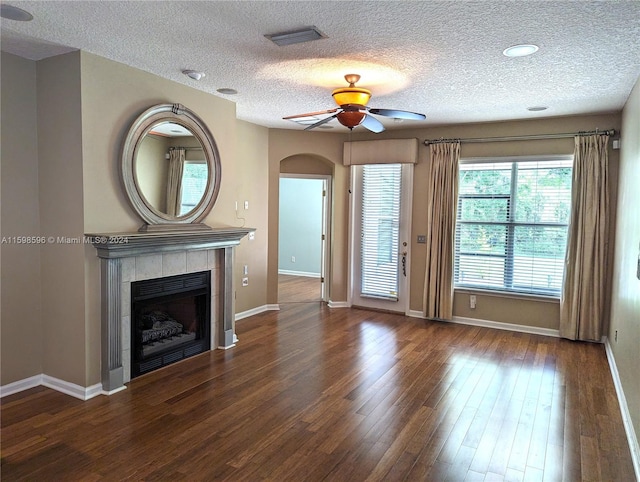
(131, 271, 211, 377)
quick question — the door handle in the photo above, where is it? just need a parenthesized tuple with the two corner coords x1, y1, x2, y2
(401, 251, 407, 277)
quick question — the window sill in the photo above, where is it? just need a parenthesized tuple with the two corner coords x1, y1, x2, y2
(454, 287, 560, 304)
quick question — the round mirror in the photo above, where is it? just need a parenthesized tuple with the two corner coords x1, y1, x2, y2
(122, 104, 221, 229)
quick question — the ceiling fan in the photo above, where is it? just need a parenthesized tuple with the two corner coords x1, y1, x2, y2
(283, 74, 426, 133)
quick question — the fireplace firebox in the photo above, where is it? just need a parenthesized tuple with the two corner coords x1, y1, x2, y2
(131, 271, 211, 378)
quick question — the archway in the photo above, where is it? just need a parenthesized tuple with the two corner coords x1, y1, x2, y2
(278, 154, 334, 304)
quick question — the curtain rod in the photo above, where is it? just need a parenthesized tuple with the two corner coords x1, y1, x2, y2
(423, 129, 615, 146)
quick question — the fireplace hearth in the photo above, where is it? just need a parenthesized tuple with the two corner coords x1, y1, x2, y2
(131, 271, 211, 377)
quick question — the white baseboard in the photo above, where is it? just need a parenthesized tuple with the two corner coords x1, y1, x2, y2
(41, 375, 103, 400)
(1, 374, 103, 401)
(0, 374, 42, 398)
(407, 311, 560, 338)
(328, 300, 350, 308)
(278, 270, 321, 278)
(408, 313, 560, 338)
(235, 304, 280, 321)
(604, 337, 640, 481)
(101, 386, 127, 396)
(451, 316, 560, 337)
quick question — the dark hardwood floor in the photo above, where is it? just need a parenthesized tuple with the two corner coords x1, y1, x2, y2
(1, 303, 635, 481)
(278, 274, 321, 303)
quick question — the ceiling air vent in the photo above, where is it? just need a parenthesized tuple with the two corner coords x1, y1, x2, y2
(265, 26, 326, 46)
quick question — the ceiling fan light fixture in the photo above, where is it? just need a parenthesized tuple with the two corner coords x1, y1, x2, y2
(265, 26, 326, 46)
(332, 73, 371, 107)
(503, 44, 539, 57)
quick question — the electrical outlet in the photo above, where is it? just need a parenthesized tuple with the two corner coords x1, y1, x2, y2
(417, 235, 426, 244)
(244, 200, 249, 210)
(242, 277, 249, 287)
(470, 295, 476, 309)
(248, 231, 255, 241)
(291, 256, 296, 263)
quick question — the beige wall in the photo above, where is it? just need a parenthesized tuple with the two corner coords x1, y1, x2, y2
(609, 75, 640, 447)
(137, 134, 169, 211)
(36, 52, 88, 386)
(1, 53, 43, 385)
(234, 120, 270, 314)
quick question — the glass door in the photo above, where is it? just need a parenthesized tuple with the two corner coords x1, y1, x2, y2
(350, 163, 413, 313)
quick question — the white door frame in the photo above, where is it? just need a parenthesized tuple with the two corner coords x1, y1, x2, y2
(348, 163, 413, 314)
(278, 174, 332, 302)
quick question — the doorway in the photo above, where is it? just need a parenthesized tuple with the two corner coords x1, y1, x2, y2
(278, 175, 331, 303)
(349, 163, 413, 313)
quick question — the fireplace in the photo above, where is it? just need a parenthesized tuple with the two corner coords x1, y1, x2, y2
(88, 228, 253, 393)
(131, 271, 211, 377)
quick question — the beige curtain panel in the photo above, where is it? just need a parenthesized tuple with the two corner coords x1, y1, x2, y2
(166, 148, 185, 217)
(560, 134, 610, 341)
(423, 142, 460, 320)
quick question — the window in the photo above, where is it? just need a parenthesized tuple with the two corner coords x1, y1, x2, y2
(179, 161, 208, 215)
(454, 157, 572, 296)
(360, 163, 402, 300)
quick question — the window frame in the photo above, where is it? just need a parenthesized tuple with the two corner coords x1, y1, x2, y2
(454, 155, 573, 298)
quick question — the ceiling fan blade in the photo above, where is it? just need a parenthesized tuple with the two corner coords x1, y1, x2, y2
(360, 114, 385, 133)
(368, 108, 426, 120)
(283, 108, 338, 120)
(304, 113, 340, 130)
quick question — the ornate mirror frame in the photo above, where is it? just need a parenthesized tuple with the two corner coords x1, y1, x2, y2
(121, 103, 221, 231)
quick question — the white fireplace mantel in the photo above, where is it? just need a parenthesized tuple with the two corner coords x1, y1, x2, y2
(88, 227, 253, 393)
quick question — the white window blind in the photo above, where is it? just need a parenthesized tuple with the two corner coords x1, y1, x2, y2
(454, 158, 572, 296)
(180, 161, 208, 215)
(360, 164, 402, 300)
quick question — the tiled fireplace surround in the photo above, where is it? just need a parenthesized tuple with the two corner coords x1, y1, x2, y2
(89, 228, 252, 393)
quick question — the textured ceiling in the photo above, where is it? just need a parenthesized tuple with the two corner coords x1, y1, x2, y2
(2, 1, 640, 131)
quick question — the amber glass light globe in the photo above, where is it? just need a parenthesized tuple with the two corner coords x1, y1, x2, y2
(332, 87, 371, 107)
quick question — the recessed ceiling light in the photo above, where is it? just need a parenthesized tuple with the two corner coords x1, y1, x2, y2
(503, 44, 539, 57)
(527, 106, 548, 111)
(0, 4, 33, 21)
(217, 88, 238, 95)
(182, 70, 205, 81)
(265, 26, 326, 47)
